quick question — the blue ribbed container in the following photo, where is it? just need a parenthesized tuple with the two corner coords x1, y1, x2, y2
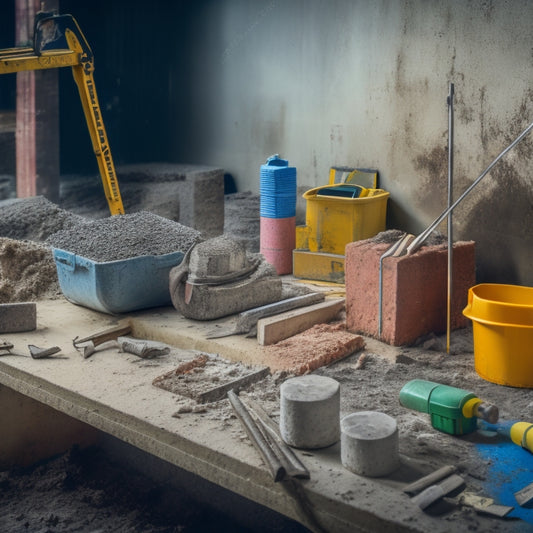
(260, 155, 297, 219)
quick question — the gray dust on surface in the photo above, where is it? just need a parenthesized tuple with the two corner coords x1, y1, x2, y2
(46, 211, 202, 262)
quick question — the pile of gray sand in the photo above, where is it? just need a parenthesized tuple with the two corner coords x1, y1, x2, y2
(47, 211, 202, 262)
(0, 196, 87, 242)
(0, 238, 61, 303)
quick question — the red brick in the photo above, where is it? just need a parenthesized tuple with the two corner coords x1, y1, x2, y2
(345, 239, 475, 346)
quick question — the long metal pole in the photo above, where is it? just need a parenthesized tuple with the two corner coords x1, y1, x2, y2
(446, 83, 454, 354)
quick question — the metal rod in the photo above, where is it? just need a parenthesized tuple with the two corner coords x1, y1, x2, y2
(247, 398, 310, 479)
(446, 82, 454, 354)
(227, 389, 286, 482)
(407, 117, 533, 255)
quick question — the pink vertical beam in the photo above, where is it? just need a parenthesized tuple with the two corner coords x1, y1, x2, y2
(15, 0, 60, 202)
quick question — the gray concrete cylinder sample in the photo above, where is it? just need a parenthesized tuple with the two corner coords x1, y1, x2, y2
(280, 375, 340, 449)
(340, 411, 400, 477)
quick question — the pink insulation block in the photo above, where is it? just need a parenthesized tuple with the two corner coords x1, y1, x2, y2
(345, 239, 475, 346)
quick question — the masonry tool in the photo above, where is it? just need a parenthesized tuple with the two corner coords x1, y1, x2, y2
(206, 292, 325, 339)
(399, 379, 499, 435)
(28, 345, 61, 359)
(73, 324, 131, 358)
(0, 340, 14, 355)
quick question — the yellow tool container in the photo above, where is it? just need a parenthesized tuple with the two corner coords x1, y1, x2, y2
(294, 179, 389, 283)
(297, 185, 389, 255)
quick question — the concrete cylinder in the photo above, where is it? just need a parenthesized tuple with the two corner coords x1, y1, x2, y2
(279, 375, 340, 449)
(340, 411, 400, 477)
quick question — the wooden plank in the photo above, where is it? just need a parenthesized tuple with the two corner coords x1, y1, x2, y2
(257, 299, 345, 346)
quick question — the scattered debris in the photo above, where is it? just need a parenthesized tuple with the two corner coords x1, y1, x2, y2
(352, 352, 368, 370)
(28, 344, 62, 359)
(451, 492, 514, 518)
(0, 339, 14, 355)
(117, 337, 170, 359)
(153, 355, 270, 404)
(515, 481, 533, 507)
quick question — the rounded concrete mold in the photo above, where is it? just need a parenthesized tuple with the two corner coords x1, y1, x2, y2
(279, 374, 340, 449)
(340, 411, 400, 477)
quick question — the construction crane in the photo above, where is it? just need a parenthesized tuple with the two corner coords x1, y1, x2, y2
(0, 11, 124, 215)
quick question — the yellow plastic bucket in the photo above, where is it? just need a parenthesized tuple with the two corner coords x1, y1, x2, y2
(463, 283, 533, 387)
(301, 184, 389, 255)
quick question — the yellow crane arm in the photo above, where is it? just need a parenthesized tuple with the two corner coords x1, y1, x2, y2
(0, 12, 124, 215)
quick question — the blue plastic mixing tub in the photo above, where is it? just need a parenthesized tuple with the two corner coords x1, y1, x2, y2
(52, 248, 184, 314)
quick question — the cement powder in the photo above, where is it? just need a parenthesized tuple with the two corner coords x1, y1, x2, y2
(47, 211, 201, 262)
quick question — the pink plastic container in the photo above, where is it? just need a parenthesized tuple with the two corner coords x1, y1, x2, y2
(260, 216, 295, 275)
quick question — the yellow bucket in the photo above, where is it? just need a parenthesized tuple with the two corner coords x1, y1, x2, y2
(463, 283, 533, 387)
(301, 184, 389, 255)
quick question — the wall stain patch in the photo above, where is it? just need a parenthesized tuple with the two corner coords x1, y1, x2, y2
(413, 145, 449, 213)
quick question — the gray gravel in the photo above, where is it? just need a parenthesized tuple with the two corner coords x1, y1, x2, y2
(0, 196, 87, 242)
(47, 211, 201, 262)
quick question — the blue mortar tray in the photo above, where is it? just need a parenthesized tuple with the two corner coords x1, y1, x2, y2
(52, 248, 184, 315)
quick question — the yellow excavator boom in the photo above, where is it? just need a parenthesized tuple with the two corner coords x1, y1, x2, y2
(0, 11, 124, 215)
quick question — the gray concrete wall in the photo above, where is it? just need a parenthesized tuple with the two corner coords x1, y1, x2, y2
(172, 0, 533, 285)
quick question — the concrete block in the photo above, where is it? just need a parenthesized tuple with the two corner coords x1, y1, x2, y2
(340, 411, 400, 477)
(0, 302, 36, 333)
(257, 298, 345, 346)
(116, 163, 225, 238)
(280, 375, 340, 449)
(345, 240, 475, 346)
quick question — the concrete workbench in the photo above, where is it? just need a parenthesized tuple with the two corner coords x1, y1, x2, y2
(0, 299, 524, 532)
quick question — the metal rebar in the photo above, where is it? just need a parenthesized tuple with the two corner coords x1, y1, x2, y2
(407, 117, 533, 255)
(446, 82, 454, 354)
(227, 389, 286, 482)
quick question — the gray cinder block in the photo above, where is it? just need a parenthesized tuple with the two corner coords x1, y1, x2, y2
(0, 302, 37, 333)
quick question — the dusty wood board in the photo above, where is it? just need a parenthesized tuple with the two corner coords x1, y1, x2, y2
(257, 298, 345, 346)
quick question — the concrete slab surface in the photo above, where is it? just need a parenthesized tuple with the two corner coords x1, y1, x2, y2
(0, 299, 526, 533)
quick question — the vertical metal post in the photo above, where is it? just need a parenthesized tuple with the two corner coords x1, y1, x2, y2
(446, 83, 454, 354)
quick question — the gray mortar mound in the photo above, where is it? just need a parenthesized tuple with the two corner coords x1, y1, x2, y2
(47, 211, 202, 262)
(0, 196, 88, 242)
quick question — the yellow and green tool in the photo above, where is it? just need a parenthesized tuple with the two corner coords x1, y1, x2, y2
(399, 379, 499, 436)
